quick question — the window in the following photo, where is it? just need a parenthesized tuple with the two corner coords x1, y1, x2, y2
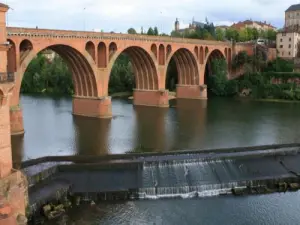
(289, 52, 291, 55)
(280, 45, 283, 48)
(289, 44, 291, 48)
(280, 38, 283, 42)
(289, 37, 292, 41)
(282, 52, 284, 56)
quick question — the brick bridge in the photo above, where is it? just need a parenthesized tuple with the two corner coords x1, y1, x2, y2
(0, 3, 256, 223)
(4, 27, 257, 136)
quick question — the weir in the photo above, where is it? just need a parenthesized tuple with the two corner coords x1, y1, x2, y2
(20, 144, 300, 222)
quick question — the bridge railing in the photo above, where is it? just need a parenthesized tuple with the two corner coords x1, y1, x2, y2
(7, 27, 232, 46)
(0, 72, 14, 83)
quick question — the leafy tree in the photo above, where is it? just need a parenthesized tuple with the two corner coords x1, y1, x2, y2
(127, 28, 137, 34)
(225, 27, 239, 41)
(265, 29, 277, 41)
(153, 27, 159, 35)
(215, 28, 225, 41)
(252, 28, 259, 40)
(147, 27, 155, 35)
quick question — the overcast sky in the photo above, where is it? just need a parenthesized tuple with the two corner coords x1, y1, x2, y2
(4, 0, 298, 33)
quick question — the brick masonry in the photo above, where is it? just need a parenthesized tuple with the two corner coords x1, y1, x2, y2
(176, 85, 208, 100)
(133, 89, 169, 107)
(72, 96, 112, 118)
(10, 106, 24, 135)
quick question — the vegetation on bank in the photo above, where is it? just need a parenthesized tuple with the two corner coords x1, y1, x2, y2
(127, 19, 277, 42)
(21, 50, 300, 102)
(207, 52, 300, 101)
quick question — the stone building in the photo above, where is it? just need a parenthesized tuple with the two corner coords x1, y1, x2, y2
(276, 3, 300, 59)
(174, 18, 205, 34)
(285, 4, 300, 28)
(277, 31, 300, 58)
(231, 20, 276, 31)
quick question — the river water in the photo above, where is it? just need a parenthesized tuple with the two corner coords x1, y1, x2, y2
(13, 95, 300, 225)
(11, 95, 300, 161)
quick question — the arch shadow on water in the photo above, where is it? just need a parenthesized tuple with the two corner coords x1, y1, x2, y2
(131, 106, 168, 153)
(73, 116, 112, 156)
(171, 99, 208, 151)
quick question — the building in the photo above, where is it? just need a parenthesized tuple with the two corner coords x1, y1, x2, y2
(285, 4, 300, 28)
(174, 18, 205, 34)
(231, 20, 276, 31)
(276, 31, 300, 58)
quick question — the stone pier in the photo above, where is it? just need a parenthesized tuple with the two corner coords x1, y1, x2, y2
(72, 96, 112, 118)
(176, 84, 207, 100)
(133, 89, 169, 107)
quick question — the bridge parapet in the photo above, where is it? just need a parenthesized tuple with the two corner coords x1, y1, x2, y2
(7, 27, 231, 46)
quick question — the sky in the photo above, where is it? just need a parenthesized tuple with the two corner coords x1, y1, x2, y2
(3, 0, 299, 34)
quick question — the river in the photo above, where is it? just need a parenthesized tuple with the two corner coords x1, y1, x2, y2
(11, 94, 300, 161)
(13, 95, 300, 225)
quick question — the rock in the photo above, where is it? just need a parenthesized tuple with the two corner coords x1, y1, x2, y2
(240, 88, 251, 97)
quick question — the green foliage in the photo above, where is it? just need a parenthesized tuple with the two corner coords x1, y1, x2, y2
(147, 27, 155, 35)
(22, 52, 136, 96)
(21, 53, 73, 95)
(153, 27, 159, 35)
(108, 54, 135, 94)
(127, 28, 137, 34)
(207, 59, 237, 96)
(265, 57, 294, 72)
(215, 28, 225, 41)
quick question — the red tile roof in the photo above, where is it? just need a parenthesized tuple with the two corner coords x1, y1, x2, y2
(231, 20, 276, 30)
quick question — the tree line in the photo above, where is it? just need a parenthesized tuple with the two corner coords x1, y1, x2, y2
(127, 19, 277, 42)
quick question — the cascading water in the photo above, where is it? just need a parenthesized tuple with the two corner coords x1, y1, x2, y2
(139, 159, 247, 199)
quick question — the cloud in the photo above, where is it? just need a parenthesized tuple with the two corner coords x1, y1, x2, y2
(5, 0, 297, 33)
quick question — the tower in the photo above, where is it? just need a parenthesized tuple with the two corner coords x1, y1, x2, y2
(175, 18, 179, 31)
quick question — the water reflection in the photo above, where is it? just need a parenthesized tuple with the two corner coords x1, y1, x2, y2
(12, 95, 300, 161)
(173, 99, 207, 150)
(73, 116, 111, 156)
(132, 106, 168, 153)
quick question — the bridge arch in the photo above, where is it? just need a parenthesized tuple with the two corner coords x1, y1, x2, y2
(98, 42, 107, 68)
(109, 42, 117, 60)
(7, 39, 17, 72)
(108, 46, 159, 90)
(85, 41, 96, 61)
(19, 39, 33, 61)
(17, 44, 98, 101)
(204, 49, 227, 84)
(166, 48, 200, 86)
(159, 44, 165, 65)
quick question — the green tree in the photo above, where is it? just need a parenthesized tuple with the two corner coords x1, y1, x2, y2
(215, 28, 225, 41)
(265, 29, 277, 41)
(127, 28, 137, 34)
(252, 28, 259, 40)
(147, 27, 155, 35)
(225, 27, 239, 41)
(153, 27, 159, 35)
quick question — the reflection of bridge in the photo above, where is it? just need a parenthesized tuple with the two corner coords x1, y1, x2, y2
(0, 3, 255, 222)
